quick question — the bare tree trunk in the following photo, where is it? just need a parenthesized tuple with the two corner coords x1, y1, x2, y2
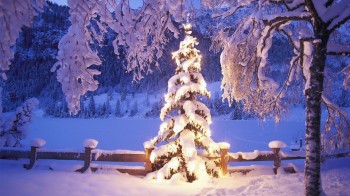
(304, 27, 329, 196)
(303, 2, 330, 195)
(304, 46, 323, 196)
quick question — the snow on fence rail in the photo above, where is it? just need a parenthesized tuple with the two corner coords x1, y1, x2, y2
(0, 139, 323, 176)
(0, 139, 151, 176)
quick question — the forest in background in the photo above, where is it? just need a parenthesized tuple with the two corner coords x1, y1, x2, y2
(2, 1, 349, 118)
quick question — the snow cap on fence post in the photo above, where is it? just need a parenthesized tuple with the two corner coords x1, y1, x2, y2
(25, 138, 46, 170)
(30, 138, 46, 148)
(268, 140, 286, 174)
(77, 139, 98, 173)
(218, 142, 230, 150)
(83, 139, 98, 148)
(268, 140, 287, 149)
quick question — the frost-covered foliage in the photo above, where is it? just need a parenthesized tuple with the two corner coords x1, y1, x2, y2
(145, 23, 222, 182)
(0, 0, 43, 137)
(203, 0, 350, 194)
(0, 0, 44, 79)
(0, 98, 39, 147)
(203, 0, 350, 147)
(52, 0, 188, 114)
(2, 2, 70, 112)
(51, 0, 104, 115)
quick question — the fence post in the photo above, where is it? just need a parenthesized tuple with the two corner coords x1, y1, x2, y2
(77, 147, 93, 173)
(268, 140, 286, 174)
(145, 147, 154, 172)
(272, 148, 281, 174)
(24, 146, 38, 170)
(76, 139, 98, 173)
(219, 142, 230, 176)
(24, 138, 46, 170)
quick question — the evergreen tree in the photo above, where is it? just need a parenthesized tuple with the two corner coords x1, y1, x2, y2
(145, 22, 226, 182)
(231, 101, 243, 120)
(99, 102, 107, 118)
(59, 98, 69, 118)
(120, 86, 127, 102)
(44, 101, 56, 117)
(125, 99, 130, 114)
(129, 101, 138, 117)
(78, 98, 85, 118)
(143, 93, 150, 107)
(144, 99, 163, 118)
(87, 96, 96, 118)
(115, 99, 123, 117)
(105, 96, 111, 118)
(107, 88, 113, 100)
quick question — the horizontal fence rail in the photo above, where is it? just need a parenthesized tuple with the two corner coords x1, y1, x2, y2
(0, 139, 348, 176)
(0, 145, 151, 176)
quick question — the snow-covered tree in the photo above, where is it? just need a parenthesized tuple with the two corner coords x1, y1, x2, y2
(145, 21, 224, 182)
(51, 0, 188, 114)
(105, 97, 112, 117)
(115, 99, 123, 117)
(0, 98, 39, 147)
(202, 0, 350, 194)
(0, 0, 44, 79)
(87, 96, 96, 118)
(0, 0, 44, 136)
(129, 101, 138, 117)
(143, 93, 150, 107)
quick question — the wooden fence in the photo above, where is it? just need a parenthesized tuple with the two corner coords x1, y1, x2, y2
(0, 139, 311, 176)
(0, 145, 151, 176)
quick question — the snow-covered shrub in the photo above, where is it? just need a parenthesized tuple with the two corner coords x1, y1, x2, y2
(0, 98, 39, 147)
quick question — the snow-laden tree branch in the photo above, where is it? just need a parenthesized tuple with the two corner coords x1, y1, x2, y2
(0, 0, 44, 79)
(51, 0, 105, 115)
(53, 0, 188, 114)
(203, 0, 350, 194)
(0, 0, 44, 142)
(322, 94, 350, 154)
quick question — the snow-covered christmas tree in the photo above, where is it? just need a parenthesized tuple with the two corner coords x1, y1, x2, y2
(144, 20, 228, 182)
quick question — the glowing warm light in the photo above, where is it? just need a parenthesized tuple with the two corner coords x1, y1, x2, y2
(184, 147, 196, 158)
(150, 152, 156, 163)
(146, 20, 223, 181)
(206, 129, 212, 137)
(188, 161, 196, 174)
(168, 143, 177, 152)
(157, 172, 164, 181)
(169, 158, 180, 169)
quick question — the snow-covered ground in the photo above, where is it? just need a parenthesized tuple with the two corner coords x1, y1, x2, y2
(0, 155, 349, 196)
(1, 110, 349, 195)
(1, 101, 350, 195)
